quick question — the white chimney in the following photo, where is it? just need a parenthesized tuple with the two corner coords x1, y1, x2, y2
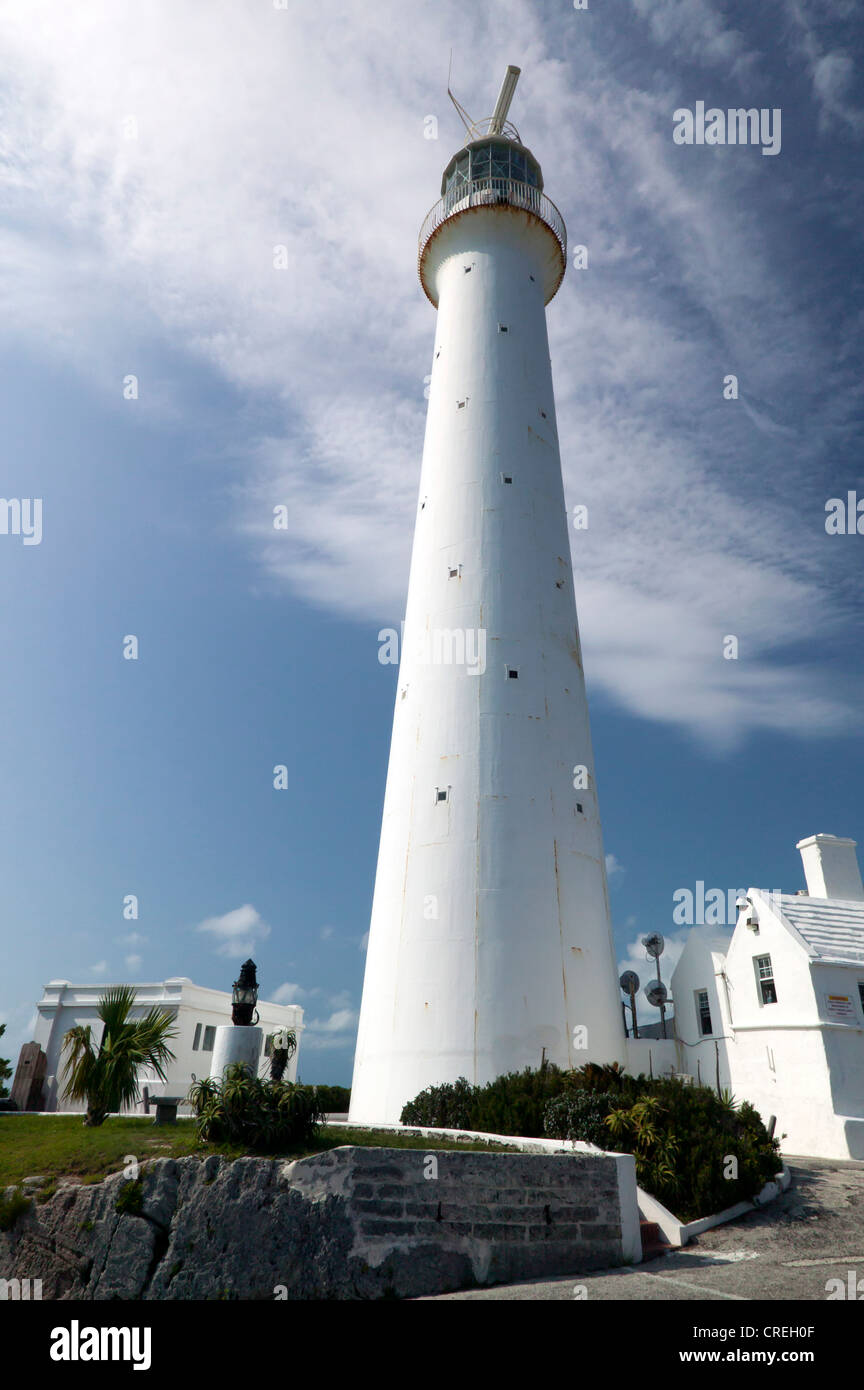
(796, 834, 864, 902)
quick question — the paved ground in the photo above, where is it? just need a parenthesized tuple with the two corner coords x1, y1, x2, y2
(420, 1157, 864, 1300)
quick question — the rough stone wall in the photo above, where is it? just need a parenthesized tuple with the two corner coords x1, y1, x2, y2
(0, 1146, 628, 1300)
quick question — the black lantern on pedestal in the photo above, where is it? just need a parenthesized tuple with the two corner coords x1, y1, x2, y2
(231, 959, 259, 1026)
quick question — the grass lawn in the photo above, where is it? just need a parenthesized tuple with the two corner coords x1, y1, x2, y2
(0, 1116, 517, 1194)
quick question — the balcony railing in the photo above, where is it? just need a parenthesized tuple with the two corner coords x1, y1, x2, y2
(418, 176, 567, 267)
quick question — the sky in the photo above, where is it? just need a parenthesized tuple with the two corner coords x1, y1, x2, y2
(0, 0, 861, 1084)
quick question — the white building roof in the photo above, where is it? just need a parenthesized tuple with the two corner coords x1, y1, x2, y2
(774, 893, 864, 965)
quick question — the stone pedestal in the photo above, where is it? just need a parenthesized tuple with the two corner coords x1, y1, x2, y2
(11, 1042, 47, 1111)
(209, 1025, 262, 1082)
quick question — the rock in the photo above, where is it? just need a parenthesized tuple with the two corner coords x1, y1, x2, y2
(0, 1146, 631, 1300)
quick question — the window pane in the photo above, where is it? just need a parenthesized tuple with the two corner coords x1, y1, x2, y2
(471, 147, 490, 178)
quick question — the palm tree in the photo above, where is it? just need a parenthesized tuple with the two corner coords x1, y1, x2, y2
(61, 986, 177, 1126)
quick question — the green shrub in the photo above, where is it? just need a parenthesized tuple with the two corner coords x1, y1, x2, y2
(544, 1091, 618, 1146)
(187, 1065, 323, 1152)
(470, 1065, 569, 1137)
(601, 1079, 781, 1222)
(402, 1063, 781, 1223)
(312, 1084, 351, 1113)
(401, 1064, 572, 1134)
(0, 1187, 32, 1231)
(115, 1178, 143, 1215)
(400, 1076, 479, 1130)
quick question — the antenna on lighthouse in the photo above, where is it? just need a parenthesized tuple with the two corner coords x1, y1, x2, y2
(447, 50, 475, 136)
(489, 65, 521, 134)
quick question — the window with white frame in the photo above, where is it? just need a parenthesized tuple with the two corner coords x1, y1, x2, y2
(192, 1022, 202, 1051)
(754, 955, 777, 1005)
(202, 1025, 217, 1051)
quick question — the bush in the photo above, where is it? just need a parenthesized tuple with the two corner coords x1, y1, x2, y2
(600, 1080, 781, 1222)
(400, 1076, 479, 1130)
(115, 1179, 143, 1216)
(312, 1084, 351, 1113)
(470, 1065, 569, 1137)
(402, 1063, 781, 1223)
(0, 1187, 32, 1231)
(544, 1091, 618, 1146)
(188, 1065, 324, 1152)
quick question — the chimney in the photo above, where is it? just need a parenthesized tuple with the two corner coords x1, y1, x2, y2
(796, 834, 864, 902)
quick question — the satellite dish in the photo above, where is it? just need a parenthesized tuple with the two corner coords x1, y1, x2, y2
(642, 933, 665, 959)
(619, 971, 640, 993)
(645, 979, 668, 1008)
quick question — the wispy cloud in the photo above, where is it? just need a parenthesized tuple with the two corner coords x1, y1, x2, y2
(0, 0, 859, 751)
(195, 904, 270, 958)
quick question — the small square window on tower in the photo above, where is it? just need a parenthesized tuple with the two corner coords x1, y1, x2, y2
(539, 408, 547, 419)
(457, 398, 468, 409)
(448, 564, 462, 579)
(498, 323, 509, 333)
(500, 473, 513, 485)
(507, 666, 519, 680)
(435, 787, 450, 803)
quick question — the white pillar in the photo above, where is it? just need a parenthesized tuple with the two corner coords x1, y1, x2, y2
(209, 1025, 263, 1081)
(350, 128, 626, 1126)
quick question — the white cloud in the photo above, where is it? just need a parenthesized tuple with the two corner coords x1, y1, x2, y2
(124, 955, 142, 973)
(301, 1006, 359, 1052)
(606, 854, 624, 879)
(116, 932, 145, 947)
(629, 0, 754, 74)
(195, 904, 270, 958)
(272, 982, 307, 1004)
(89, 961, 109, 976)
(0, 0, 858, 749)
(319, 926, 335, 942)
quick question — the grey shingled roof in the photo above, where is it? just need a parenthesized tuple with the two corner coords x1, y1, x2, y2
(776, 893, 864, 965)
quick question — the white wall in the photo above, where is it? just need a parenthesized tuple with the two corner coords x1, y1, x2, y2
(671, 898, 864, 1159)
(32, 979, 303, 1113)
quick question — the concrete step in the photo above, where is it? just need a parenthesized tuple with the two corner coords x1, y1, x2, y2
(640, 1219, 669, 1259)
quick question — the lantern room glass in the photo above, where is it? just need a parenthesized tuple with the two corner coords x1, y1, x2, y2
(443, 140, 541, 203)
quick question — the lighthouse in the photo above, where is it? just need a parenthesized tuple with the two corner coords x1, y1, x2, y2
(349, 67, 626, 1124)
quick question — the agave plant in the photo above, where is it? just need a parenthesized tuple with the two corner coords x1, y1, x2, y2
(268, 1028, 297, 1082)
(61, 985, 177, 1126)
(186, 1062, 323, 1151)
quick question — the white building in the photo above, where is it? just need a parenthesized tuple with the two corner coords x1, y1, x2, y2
(350, 68, 625, 1124)
(31, 978, 303, 1113)
(671, 835, 864, 1160)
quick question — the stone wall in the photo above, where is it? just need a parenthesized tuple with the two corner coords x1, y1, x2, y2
(0, 1144, 637, 1300)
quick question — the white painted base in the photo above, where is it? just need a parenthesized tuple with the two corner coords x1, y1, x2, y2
(209, 1025, 262, 1081)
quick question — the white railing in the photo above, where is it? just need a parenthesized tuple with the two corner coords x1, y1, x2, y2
(419, 176, 567, 265)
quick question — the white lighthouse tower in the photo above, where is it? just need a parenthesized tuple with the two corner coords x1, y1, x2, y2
(350, 68, 626, 1124)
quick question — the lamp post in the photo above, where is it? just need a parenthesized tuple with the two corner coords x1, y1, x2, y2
(209, 959, 264, 1082)
(231, 959, 259, 1027)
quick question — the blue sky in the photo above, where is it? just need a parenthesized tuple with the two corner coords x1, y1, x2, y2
(0, 0, 861, 1083)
